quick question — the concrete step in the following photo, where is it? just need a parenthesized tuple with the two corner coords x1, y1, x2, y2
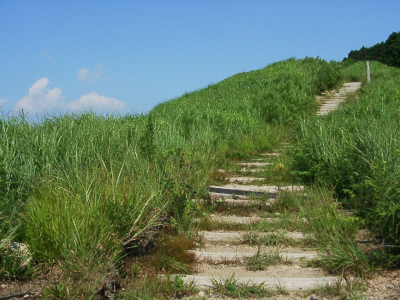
(193, 198, 274, 206)
(179, 273, 339, 292)
(342, 82, 362, 90)
(260, 152, 281, 157)
(199, 231, 305, 244)
(238, 168, 266, 173)
(191, 246, 317, 263)
(320, 103, 343, 107)
(206, 214, 306, 226)
(209, 192, 249, 200)
(324, 96, 346, 99)
(228, 176, 266, 183)
(317, 108, 337, 111)
(318, 106, 334, 110)
(208, 215, 267, 224)
(317, 82, 362, 115)
(209, 198, 276, 206)
(194, 263, 327, 279)
(236, 162, 271, 167)
(324, 99, 345, 102)
(209, 184, 304, 198)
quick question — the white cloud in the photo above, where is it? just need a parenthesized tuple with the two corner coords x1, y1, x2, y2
(15, 78, 65, 113)
(15, 78, 125, 114)
(77, 64, 111, 84)
(69, 92, 125, 111)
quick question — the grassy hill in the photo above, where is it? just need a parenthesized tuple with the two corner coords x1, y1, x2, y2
(4, 56, 395, 298)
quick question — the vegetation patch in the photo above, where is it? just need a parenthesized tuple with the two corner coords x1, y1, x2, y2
(0, 57, 353, 297)
(246, 247, 288, 271)
(211, 274, 283, 298)
(291, 61, 400, 265)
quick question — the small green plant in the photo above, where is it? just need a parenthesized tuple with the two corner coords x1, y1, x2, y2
(246, 247, 286, 271)
(211, 274, 276, 298)
(162, 275, 197, 298)
(0, 230, 33, 280)
(241, 232, 293, 246)
(311, 277, 367, 299)
(42, 256, 118, 299)
(117, 274, 197, 299)
(268, 191, 303, 213)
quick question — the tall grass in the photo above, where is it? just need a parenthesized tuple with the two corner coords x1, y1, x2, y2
(0, 57, 343, 297)
(299, 187, 371, 276)
(291, 61, 400, 262)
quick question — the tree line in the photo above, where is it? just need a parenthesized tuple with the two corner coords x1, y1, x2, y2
(344, 31, 400, 68)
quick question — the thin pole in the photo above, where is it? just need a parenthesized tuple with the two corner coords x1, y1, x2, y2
(366, 61, 370, 83)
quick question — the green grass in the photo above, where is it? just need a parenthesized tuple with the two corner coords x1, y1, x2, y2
(291, 60, 400, 264)
(3, 56, 396, 297)
(298, 187, 372, 277)
(0, 57, 344, 296)
(116, 274, 197, 300)
(246, 247, 288, 271)
(211, 274, 281, 298)
(311, 277, 368, 300)
(228, 150, 301, 186)
(241, 231, 297, 247)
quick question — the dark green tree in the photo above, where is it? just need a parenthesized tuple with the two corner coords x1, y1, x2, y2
(344, 32, 400, 68)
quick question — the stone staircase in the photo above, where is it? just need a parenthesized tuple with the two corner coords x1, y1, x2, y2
(179, 156, 337, 298)
(172, 83, 362, 298)
(316, 82, 362, 115)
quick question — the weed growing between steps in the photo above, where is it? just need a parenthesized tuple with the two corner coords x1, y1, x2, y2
(198, 199, 272, 217)
(195, 214, 304, 232)
(117, 273, 197, 299)
(267, 190, 303, 213)
(211, 274, 284, 298)
(310, 277, 367, 300)
(241, 231, 297, 247)
(246, 247, 289, 271)
(229, 151, 301, 187)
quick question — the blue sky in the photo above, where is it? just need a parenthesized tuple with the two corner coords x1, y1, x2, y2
(0, 1, 399, 117)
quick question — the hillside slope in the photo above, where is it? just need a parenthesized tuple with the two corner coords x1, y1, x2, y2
(0, 57, 345, 298)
